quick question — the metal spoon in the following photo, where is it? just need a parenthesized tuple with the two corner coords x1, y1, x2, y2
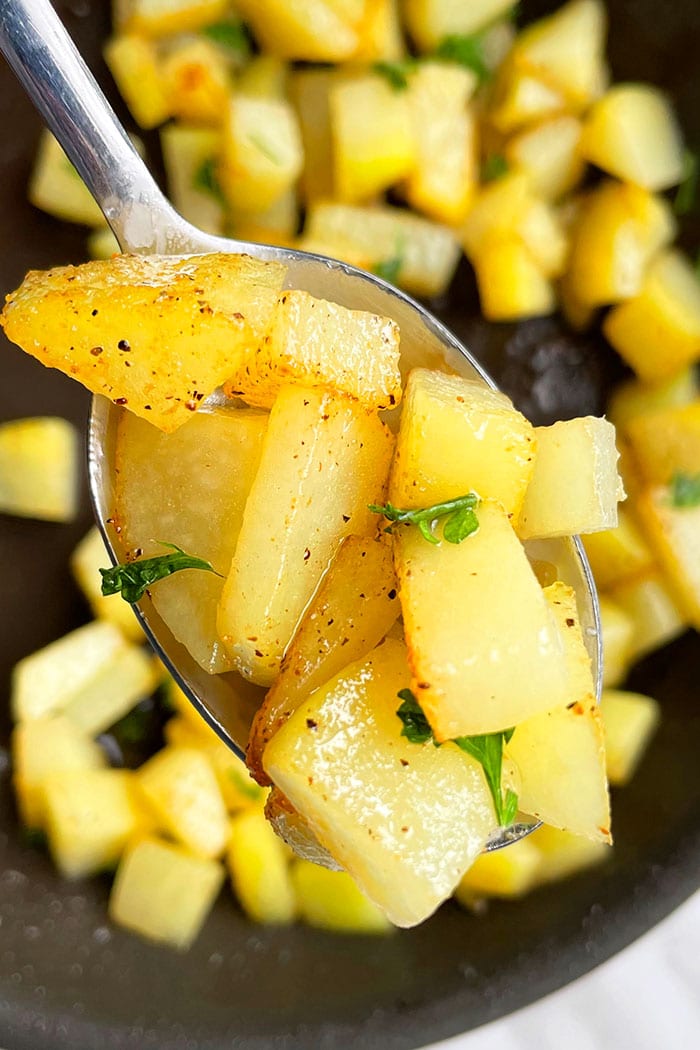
(0, 0, 601, 849)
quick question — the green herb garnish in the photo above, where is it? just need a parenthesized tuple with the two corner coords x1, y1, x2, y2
(670, 471, 700, 507)
(481, 154, 509, 182)
(674, 149, 698, 216)
(397, 688, 434, 743)
(201, 20, 251, 58)
(100, 542, 222, 604)
(369, 494, 480, 545)
(396, 692, 518, 827)
(192, 157, 225, 204)
(373, 255, 404, 284)
(435, 32, 491, 83)
(373, 59, 418, 91)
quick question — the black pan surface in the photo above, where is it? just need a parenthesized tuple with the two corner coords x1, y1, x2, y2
(1, 2, 699, 1048)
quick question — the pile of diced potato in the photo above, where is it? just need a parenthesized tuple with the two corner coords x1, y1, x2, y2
(27, 0, 700, 345)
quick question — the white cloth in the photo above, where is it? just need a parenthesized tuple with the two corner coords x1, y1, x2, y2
(426, 890, 700, 1050)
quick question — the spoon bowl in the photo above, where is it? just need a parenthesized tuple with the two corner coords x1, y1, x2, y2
(0, 0, 601, 850)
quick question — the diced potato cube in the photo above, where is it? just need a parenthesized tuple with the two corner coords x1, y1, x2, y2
(455, 837, 542, 901)
(543, 581, 596, 704)
(609, 571, 687, 661)
(635, 485, 700, 629)
(474, 238, 556, 322)
(223, 290, 401, 411)
(330, 74, 415, 203)
(598, 595, 634, 687)
(518, 417, 622, 540)
(608, 369, 699, 436)
(265, 787, 339, 869)
(218, 385, 393, 685)
(116, 0, 230, 36)
(12, 717, 106, 829)
(507, 697, 611, 842)
(115, 407, 267, 673)
(104, 35, 170, 129)
(43, 768, 145, 878)
(600, 688, 660, 786)
(626, 402, 700, 485)
(0, 416, 78, 522)
(461, 171, 532, 261)
(247, 535, 399, 784)
(164, 715, 265, 811)
(109, 836, 224, 949)
(403, 0, 516, 51)
(292, 861, 392, 933)
(28, 130, 105, 226)
(505, 116, 585, 200)
(603, 251, 700, 384)
(227, 808, 296, 924)
(581, 84, 685, 191)
(234, 0, 360, 61)
(581, 507, 654, 590)
(72, 528, 143, 642)
(396, 501, 571, 738)
(291, 69, 337, 203)
(161, 37, 232, 127)
(229, 189, 299, 246)
(137, 746, 228, 858)
(510, 0, 608, 110)
(62, 644, 160, 737)
(1, 253, 286, 433)
(390, 369, 536, 518)
(264, 639, 495, 928)
(518, 198, 569, 278)
(528, 823, 609, 883)
(304, 201, 461, 298)
(489, 66, 567, 135)
(354, 0, 405, 61)
(567, 181, 675, 308)
(404, 62, 478, 226)
(160, 125, 224, 236)
(220, 95, 303, 214)
(11, 621, 126, 722)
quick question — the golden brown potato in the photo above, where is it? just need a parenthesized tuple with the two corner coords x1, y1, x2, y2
(1, 253, 285, 432)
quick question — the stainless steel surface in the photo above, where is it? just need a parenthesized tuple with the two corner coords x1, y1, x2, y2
(0, 0, 602, 850)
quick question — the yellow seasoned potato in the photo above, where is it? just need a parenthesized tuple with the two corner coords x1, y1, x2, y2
(0, 416, 78, 522)
(43, 768, 146, 878)
(581, 507, 654, 590)
(247, 535, 399, 784)
(625, 401, 700, 486)
(220, 95, 303, 215)
(227, 808, 297, 924)
(218, 385, 394, 685)
(455, 837, 542, 901)
(635, 485, 700, 629)
(115, 406, 267, 673)
(160, 125, 224, 236)
(116, 0, 230, 37)
(263, 639, 495, 928)
(390, 369, 536, 518)
(265, 787, 339, 870)
(507, 697, 611, 842)
(543, 581, 596, 703)
(292, 861, 392, 933)
(603, 250, 700, 384)
(137, 746, 228, 859)
(505, 115, 584, 200)
(164, 716, 265, 812)
(404, 62, 479, 226)
(29, 130, 105, 227)
(235, 0, 360, 61)
(396, 501, 570, 739)
(291, 68, 337, 203)
(12, 717, 106, 829)
(510, 0, 608, 110)
(518, 416, 622, 540)
(600, 688, 661, 786)
(609, 571, 687, 661)
(303, 201, 461, 298)
(474, 237, 556, 322)
(223, 290, 401, 411)
(489, 65, 568, 134)
(1, 253, 285, 432)
(527, 823, 609, 883)
(598, 595, 634, 687)
(353, 0, 404, 61)
(329, 74, 415, 203)
(403, 0, 515, 50)
(608, 369, 699, 436)
(109, 835, 225, 949)
(161, 37, 232, 127)
(581, 83, 685, 190)
(461, 171, 533, 261)
(61, 644, 159, 737)
(104, 34, 170, 130)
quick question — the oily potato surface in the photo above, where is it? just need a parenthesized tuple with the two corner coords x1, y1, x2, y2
(1, 253, 285, 432)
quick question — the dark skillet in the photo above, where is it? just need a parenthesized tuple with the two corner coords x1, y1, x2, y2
(1, 2, 699, 1048)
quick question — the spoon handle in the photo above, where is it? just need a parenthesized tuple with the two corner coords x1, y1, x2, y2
(0, 0, 180, 251)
